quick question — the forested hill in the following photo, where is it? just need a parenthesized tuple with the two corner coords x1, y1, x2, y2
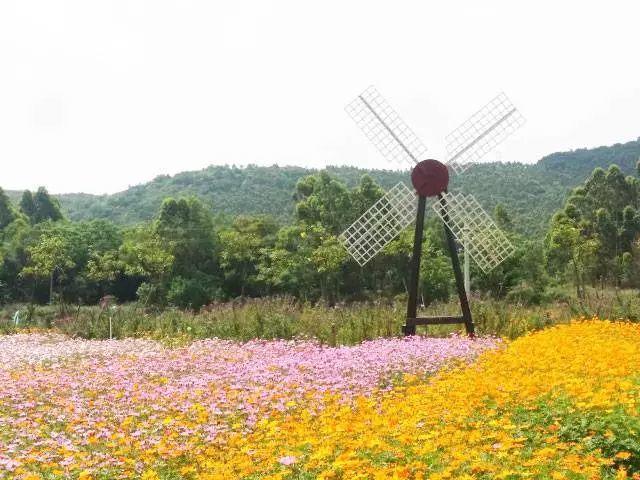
(538, 137, 640, 181)
(7, 137, 640, 237)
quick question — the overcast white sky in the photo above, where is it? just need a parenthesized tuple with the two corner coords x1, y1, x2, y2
(1, 0, 639, 194)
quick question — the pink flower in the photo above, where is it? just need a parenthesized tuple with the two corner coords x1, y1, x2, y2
(278, 455, 297, 466)
(0, 332, 499, 474)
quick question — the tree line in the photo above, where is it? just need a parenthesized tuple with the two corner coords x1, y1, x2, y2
(1, 163, 639, 309)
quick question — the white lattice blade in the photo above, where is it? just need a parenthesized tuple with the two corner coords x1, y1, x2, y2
(432, 192, 515, 273)
(445, 92, 525, 174)
(346, 86, 428, 167)
(339, 183, 417, 266)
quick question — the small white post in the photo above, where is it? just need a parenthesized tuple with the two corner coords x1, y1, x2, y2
(464, 247, 470, 296)
(463, 231, 470, 298)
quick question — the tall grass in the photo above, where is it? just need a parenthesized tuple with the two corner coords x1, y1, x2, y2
(0, 288, 637, 344)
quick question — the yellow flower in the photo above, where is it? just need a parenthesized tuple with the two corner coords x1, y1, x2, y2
(141, 469, 160, 480)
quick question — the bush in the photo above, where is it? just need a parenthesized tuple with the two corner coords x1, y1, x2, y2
(136, 282, 166, 307)
(167, 277, 210, 310)
(506, 284, 546, 305)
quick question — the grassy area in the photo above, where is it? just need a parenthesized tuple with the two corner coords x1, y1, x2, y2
(1, 287, 638, 343)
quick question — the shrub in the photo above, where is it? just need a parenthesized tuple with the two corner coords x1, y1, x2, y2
(167, 277, 210, 310)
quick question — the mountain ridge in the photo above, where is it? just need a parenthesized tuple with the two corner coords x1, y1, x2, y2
(5, 137, 640, 237)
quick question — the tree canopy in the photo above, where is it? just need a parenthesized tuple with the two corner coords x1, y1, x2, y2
(545, 164, 640, 296)
(2, 141, 640, 309)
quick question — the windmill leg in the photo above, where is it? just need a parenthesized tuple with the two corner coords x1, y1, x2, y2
(440, 197, 475, 337)
(403, 195, 427, 336)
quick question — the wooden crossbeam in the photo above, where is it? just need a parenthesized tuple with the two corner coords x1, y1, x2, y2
(409, 316, 466, 326)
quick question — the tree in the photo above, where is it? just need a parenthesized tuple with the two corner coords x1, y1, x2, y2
(33, 187, 63, 223)
(119, 227, 174, 305)
(19, 191, 36, 220)
(120, 229, 172, 281)
(494, 203, 513, 230)
(547, 164, 640, 289)
(20, 188, 63, 224)
(219, 216, 278, 297)
(87, 250, 124, 283)
(155, 197, 220, 307)
(418, 241, 452, 305)
(21, 233, 75, 303)
(166, 276, 210, 309)
(0, 188, 16, 230)
(310, 235, 348, 304)
(156, 197, 218, 274)
(258, 224, 327, 299)
(545, 212, 599, 299)
(294, 172, 353, 234)
(0, 217, 31, 303)
(349, 175, 385, 219)
(219, 230, 263, 296)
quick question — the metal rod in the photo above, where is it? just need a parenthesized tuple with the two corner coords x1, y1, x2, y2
(403, 195, 426, 335)
(358, 95, 417, 163)
(440, 194, 475, 336)
(448, 108, 516, 164)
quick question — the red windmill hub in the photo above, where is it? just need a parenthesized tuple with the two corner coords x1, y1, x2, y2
(411, 159, 449, 197)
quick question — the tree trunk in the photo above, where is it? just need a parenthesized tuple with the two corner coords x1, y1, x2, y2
(49, 272, 54, 305)
(240, 264, 247, 297)
(572, 260, 582, 301)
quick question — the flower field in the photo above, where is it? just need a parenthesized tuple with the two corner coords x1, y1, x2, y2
(1, 321, 639, 479)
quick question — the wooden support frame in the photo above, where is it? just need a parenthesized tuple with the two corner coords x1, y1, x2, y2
(402, 193, 475, 337)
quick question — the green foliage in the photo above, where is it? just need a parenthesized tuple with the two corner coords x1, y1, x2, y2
(156, 197, 218, 275)
(3, 138, 639, 242)
(19, 188, 63, 224)
(310, 234, 349, 303)
(1, 168, 550, 307)
(493, 203, 512, 230)
(295, 172, 349, 233)
(0, 187, 16, 230)
(167, 276, 211, 310)
(2, 138, 640, 314)
(539, 137, 640, 180)
(27, 161, 566, 238)
(21, 232, 75, 303)
(0, 295, 578, 343)
(511, 394, 640, 476)
(218, 216, 277, 297)
(257, 224, 327, 299)
(545, 163, 640, 293)
(558, 402, 640, 475)
(418, 241, 453, 305)
(294, 172, 383, 235)
(19, 190, 36, 220)
(120, 227, 173, 284)
(154, 197, 220, 307)
(87, 250, 124, 282)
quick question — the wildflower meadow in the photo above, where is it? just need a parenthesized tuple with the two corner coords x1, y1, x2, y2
(1, 321, 639, 479)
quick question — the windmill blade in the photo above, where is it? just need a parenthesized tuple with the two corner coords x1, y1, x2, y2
(346, 86, 428, 167)
(432, 192, 515, 273)
(340, 182, 417, 266)
(445, 92, 525, 174)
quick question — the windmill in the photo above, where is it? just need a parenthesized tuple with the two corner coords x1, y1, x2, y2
(340, 86, 525, 336)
